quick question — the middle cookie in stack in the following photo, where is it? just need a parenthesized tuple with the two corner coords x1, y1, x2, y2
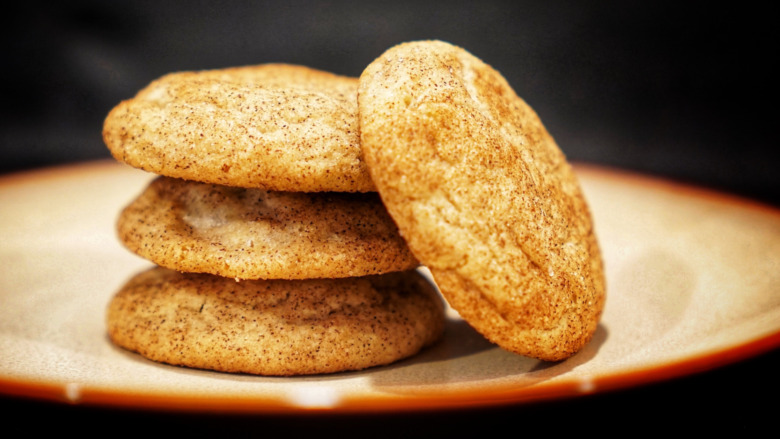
(102, 64, 445, 376)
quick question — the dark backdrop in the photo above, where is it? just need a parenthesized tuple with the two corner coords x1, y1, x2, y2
(2, 0, 778, 434)
(2, 1, 777, 204)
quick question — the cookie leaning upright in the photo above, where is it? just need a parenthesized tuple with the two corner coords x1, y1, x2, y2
(358, 40, 605, 361)
(103, 64, 374, 192)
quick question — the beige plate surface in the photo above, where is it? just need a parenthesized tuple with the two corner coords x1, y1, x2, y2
(1, 161, 779, 414)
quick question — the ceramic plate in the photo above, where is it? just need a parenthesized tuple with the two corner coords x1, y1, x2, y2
(1, 161, 778, 414)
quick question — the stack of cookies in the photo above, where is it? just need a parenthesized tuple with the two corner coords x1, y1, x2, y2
(104, 40, 606, 374)
(103, 64, 446, 376)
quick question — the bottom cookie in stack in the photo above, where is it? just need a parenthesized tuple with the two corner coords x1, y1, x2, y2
(106, 176, 445, 375)
(107, 266, 444, 376)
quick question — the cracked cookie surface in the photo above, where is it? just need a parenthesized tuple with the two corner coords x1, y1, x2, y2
(106, 267, 445, 376)
(358, 40, 605, 361)
(117, 176, 418, 280)
(103, 64, 375, 192)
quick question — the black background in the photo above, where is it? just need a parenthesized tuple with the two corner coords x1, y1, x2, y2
(2, 1, 778, 434)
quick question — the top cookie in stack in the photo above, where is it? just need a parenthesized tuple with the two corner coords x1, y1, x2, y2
(102, 64, 446, 376)
(104, 64, 373, 192)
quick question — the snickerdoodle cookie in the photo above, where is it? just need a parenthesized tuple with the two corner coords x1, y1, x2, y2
(117, 176, 418, 280)
(106, 267, 445, 376)
(358, 40, 605, 361)
(103, 64, 374, 192)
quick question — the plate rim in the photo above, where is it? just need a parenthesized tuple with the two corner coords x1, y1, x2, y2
(1, 329, 778, 414)
(1, 160, 779, 414)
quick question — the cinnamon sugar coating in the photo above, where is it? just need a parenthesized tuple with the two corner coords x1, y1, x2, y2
(103, 64, 375, 192)
(358, 40, 605, 361)
(117, 176, 418, 280)
(106, 267, 444, 376)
